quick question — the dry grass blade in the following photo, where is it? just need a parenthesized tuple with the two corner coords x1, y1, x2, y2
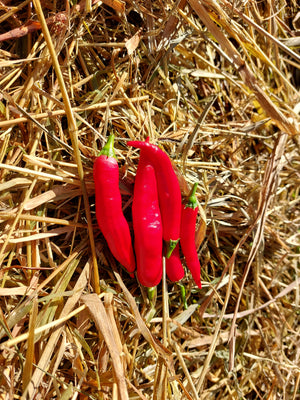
(196, 248, 235, 394)
(0, 304, 87, 350)
(153, 357, 168, 400)
(0, 96, 149, 129)
(22, 297, 38, 392)
(224, 0, 300, 64)
(181, 95, 217, 172)
(174, 342, 198, 400)
(24, 260, 90, 399)
(115, 271, 169, 358)
(32, 0, 100, 294)
(82, 293, 129, 400)
(228, 132, 288, 371)
(0, 177, 38, 262)
(188, 0, 297, 136)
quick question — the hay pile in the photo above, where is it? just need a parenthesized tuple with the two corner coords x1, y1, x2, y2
(0, 0, 299, 398)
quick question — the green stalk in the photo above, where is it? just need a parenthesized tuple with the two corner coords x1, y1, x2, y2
(178, 283, 188, 310)
(165, 238, 179, 259)
(99, 134, 116, 159)
(186, 182, 198, 209)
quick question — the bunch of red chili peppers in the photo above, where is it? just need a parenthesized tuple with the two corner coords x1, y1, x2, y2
(93, 134, 202, 289)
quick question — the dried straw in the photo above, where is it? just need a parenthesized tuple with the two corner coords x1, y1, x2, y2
(0, 0, 299, 398)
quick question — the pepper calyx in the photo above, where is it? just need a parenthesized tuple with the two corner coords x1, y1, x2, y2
(99, 134, 117, 159)
(166, 238, 179, 258)
(185, 182, 198, 210)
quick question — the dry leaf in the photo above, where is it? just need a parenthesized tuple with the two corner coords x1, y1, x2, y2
(23, 185, 81, 210)
(0, 21, 41, 42)
(81, 294, 129, 400)
(4, 227, 74, 244)
(125, 29, 142, 56)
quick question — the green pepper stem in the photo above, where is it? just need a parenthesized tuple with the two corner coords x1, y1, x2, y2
(99, 134, 116, 158)
(166, 239, 179, 258)
(178, 283, 188, 310)
(186, 182, 198, 209)
(147, 286, 157, 303)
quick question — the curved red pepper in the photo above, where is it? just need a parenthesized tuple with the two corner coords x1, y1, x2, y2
(132, 152, 163, 287)
(93, 134, 135, 274)
(128, 139, 181, 257)
(165, 243, 185, 282)
(180, 183, 202, 288)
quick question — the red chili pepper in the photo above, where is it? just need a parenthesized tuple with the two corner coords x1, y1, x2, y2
(180, 183, 202, 288)
(165, 243, 185, 282)
(128, 138, 181, 257)
(132, 152, 163, 287)
(93, 134, 135, 274)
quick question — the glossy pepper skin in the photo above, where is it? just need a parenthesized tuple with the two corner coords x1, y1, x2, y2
(93, 134, 135, 274)
(180, 183, 202, 288)
(165, 243, 185, 282)
(132, 152, 163, 287)
(128, 139, 181, 257)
